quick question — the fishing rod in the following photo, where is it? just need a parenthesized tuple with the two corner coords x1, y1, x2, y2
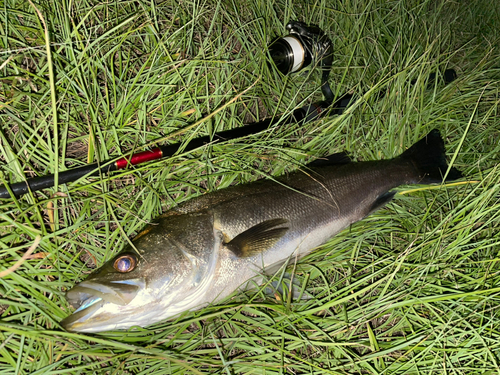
(0, 93, 352, 200)
(0, 21, 455, 199)
(0, 21, 341, 199)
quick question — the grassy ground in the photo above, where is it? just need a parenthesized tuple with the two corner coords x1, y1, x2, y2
(1, 0, 500, 373)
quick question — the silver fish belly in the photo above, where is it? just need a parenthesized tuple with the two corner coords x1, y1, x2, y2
(61, 129, 462, 332)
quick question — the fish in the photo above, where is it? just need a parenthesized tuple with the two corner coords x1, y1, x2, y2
(61, 129, 462, 333)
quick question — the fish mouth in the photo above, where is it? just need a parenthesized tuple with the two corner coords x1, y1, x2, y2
(61, 278, 145, 332)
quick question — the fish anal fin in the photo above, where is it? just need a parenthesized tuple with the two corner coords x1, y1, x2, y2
(369, 191, 396, 214)
(226, 218, 289, 258)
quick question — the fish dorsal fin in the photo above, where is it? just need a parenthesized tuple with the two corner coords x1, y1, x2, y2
(225, 218, 289, 258)
(307, 152, 351, 167)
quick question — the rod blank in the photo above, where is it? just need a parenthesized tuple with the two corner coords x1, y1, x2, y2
(0, 97, 351, 199)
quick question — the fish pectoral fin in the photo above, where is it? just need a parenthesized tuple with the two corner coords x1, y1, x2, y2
(225, 218, 289, 258)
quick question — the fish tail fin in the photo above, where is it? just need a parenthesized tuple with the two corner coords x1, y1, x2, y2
(399, 129, 462, 184)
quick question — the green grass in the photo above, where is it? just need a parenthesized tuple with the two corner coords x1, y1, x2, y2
(1, 0, 500, 373)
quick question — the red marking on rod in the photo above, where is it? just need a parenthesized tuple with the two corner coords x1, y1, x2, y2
(115, 148, 163, 170)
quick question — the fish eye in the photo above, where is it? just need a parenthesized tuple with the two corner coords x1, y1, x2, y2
(113, 254, 137, 273)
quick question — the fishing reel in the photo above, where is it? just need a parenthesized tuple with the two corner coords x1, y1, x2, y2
(268, 21, 335, 105)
